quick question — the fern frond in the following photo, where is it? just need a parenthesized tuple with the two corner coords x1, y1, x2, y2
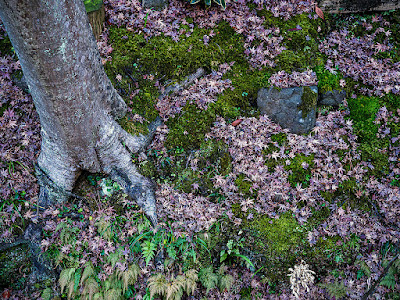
(180, 269, 198, 295)
(199, 266, 218, 294)
(118, 263, 140, 292)
(166, 275, 183, 300)
(218, 264, 228, 276)
(93, 292, 104, 300)
(60, 227, 78, 244)
(103, 288, 123, 300)
(67, 280, 75, 300)
(41, 288, 52, 300)
(81, 262, 95, 285)
(55, 251, 66, 267)
(141, 240, 157, 265)
(55, 221, 67, 232)
(148, 273, 168, 298)
(359, 261, 371, 278)
(171, 285, 183, 300)
(107, 251, 120, 268)
(320, 280, 347, 299)
(59, 268, 76, 294)
(380, 267, 397, 290)
(82, 277, 100, 300)
(96, 219, 113, 241)
(394, 258, 400, 270)
(103, 274, 121, 292)
(218, 274, 234, 292)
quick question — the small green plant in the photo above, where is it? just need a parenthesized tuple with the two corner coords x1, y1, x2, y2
(356, 260, 371, 279)
(141, 240, 157, 266)
(198, 265, 234, 294)
(380, 257, 400, 290)
(99, 178, 121, 197)
(219, 238, 254, 269)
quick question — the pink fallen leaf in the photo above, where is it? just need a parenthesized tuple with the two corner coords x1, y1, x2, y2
(231, 119, 243, 126)
(315, 6, 324, 20)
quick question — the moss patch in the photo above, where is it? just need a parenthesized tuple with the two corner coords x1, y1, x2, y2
(0, 242, 31, 289)
(166, 103, 216, 150)
(298, 86, 318, 119)
(314, 64, 344, 94)
(285, 153, 315, 188)
(347, 95, 380, 143)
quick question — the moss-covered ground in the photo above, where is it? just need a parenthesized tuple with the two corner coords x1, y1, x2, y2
(1, 2, 400, 299)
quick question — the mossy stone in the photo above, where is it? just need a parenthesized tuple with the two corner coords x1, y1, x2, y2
(298, 85, 318, 119)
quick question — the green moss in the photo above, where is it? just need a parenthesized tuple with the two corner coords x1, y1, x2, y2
(0, 33, 13, 56)
(219, 64, 268, 110)
(358, 142, 390, 178)
(166, 103, 216, 150)
(307, 206, 331, 228)
(347, 95, 380, 143)
(298, 86, 318, 119)
(314, 64, 344, 93)
(134, 138, 231, 196)
(381, 93, 400, 110)
(270, 133, 288, 146)
(251, 213, 304, 253)
(262, 144, 284, 173)
(0, 242, 31, 289)
(319, 178, 371, 212)
(235, 174, 256, 198)
(257, 11, 325, 73)
(285, 153, 314, 188)
(106, 21, 247, 84)
(276, 50, 307, 72)
(118, 116, 149, 136)
(246, 213, 306, 283)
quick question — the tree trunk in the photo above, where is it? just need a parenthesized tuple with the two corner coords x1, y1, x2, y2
(0, 0, 159, 225)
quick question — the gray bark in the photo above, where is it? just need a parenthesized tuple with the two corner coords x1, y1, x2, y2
(0, 0, 159, 225)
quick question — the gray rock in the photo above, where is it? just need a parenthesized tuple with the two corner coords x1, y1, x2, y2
(319, 89, 346, 106)
(257, 86, 318, 134)
(142, 0, 168, 10)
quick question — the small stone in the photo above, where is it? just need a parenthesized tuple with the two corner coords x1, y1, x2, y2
(319, 89, 346, 106)
(257, 86, 318, 134)
(141, 0, 168, 10)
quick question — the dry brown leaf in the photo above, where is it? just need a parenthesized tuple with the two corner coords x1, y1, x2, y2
(231, 119, 243, 126)
(315, 6, 324, 20)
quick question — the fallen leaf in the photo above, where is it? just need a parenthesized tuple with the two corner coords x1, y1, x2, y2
(231, 119, 243, 126)
(315, 6, 324, 20)
(1, 290, 11, 299)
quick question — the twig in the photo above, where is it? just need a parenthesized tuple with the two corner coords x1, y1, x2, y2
(185, 152, 193, 169)
(158, 67, 205, 99)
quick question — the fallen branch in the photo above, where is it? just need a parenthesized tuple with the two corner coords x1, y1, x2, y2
(159, 67, 205, 99)
(361, 252, 399, 300)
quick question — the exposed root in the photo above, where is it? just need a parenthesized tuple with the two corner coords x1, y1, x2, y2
(99, 117, 162, 227)
(110, 90, 128, 120)
(118, 116, 162, 153)
(35, 114, 162, 227)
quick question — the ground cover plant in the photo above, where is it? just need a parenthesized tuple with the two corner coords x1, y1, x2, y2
(0, 0, 400, 299)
